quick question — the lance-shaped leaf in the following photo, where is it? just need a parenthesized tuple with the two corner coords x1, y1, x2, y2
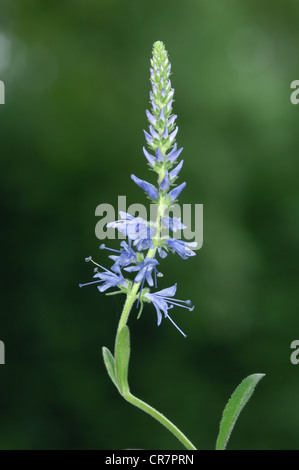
(216, 373, 265, 450)
(102, 346, 119, 390)
(115, 326, 131, 396)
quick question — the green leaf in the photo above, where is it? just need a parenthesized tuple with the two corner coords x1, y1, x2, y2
(216, 373, 265, 450)
(115, 326, 131, 396)
(102, 346, 119, 390)
(137, 301, 144, 319)
(105, 290, 124, 296)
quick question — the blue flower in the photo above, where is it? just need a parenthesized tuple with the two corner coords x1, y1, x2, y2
(107, 212, 156, 250)
(162, 217, 187, 232)
(133, 231, 155, 251)
(155, 147, 164, 162)
(144, 284, 194, 337)
(131, 174, 159, 200)
(165, 239, 197, 259)
(165, 144, 183, 163)
(143, 147, 155, 166)
(157, 246, 168, 259)
(79, 260, 128, 292)
(149, 125, 160, 140)
(107, 211, 135, 236)
(160, 171, 170, 191)
(124, 258, 160, 287)
(144, 129, 154, 145)
(168, 182, 186, 201)
(80, 41, 198, 337)
(169, 127, 178, 143)
(95, 271, 128, 292)
(99, 241, 137, 273)
(168, 114, 177, 127)
(169, 160, 184, 181)
(146, 110, 157, 126)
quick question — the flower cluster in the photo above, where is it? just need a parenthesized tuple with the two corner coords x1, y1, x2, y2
(80, 41, 196, 336)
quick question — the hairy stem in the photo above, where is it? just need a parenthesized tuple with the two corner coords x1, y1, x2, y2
(124, 392, 197, 450)
(114, 195, 166, 349)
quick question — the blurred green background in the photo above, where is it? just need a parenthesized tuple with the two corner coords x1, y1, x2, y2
(1, 0, 299, 450)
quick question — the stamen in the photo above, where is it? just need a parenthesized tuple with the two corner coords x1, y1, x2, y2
(167, 300, 194, 312)
(99, 244, 121, 254)
(165, 312, 187, 338)
(87, 257, 111, 273)
(79, 280, 102, 288)
(137, 268, 147, 308)
(159, 295, 191, 305)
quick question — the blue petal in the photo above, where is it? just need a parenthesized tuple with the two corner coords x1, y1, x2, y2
(155, 284, 177, 298)
(161, 126, 168, 139)
(168, 182, 186, 201)
(119, 211, 134, 220)
(166, 239, 197, 259)
(155, 146, 164, 162)
(168, 115, 177, 126)
(158, 108, 165, 122)
(158, 247, 168, 259)
(166, 99, 173, 112)
(162, 216, 187, 232)
(160, 171, 170, 191)
(169, 160, 184, 180)
(149, 125, 160, 139)
(143, 130, 153, 145)
(143, 147, 155, 166)
(131, 174, 159, 200)
(166, 145, 183, 163)
(151, 82, 158, 93)
(124, 265, 140, 273)
(169, 127, 178, 143)
(146, 110, 157, 126)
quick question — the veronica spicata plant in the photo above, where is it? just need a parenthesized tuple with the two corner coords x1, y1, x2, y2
(80, 41, 265, 450)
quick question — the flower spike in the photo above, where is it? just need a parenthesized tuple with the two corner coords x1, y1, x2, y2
(81, 40, 197, 337)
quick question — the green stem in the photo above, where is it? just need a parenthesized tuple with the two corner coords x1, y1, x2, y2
(124, 391, 197, 450)
(114, 282, 140, 354)
(112, 148, 197, 449)
(113, 273, 197, 450)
